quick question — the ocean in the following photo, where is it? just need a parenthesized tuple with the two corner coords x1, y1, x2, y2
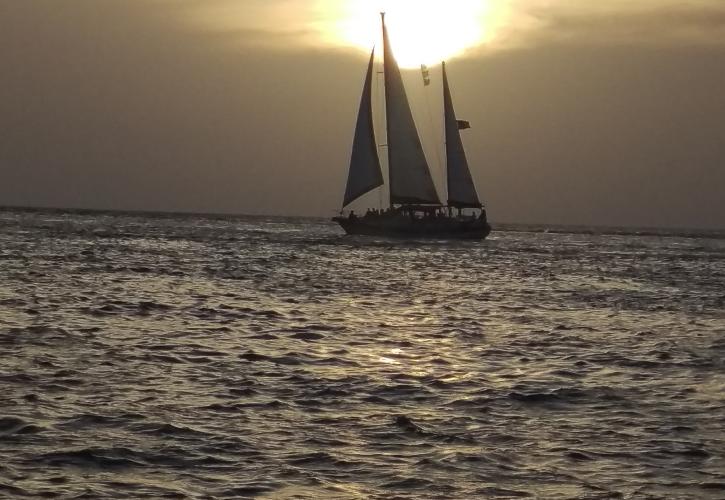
(1, 207, 724, 499)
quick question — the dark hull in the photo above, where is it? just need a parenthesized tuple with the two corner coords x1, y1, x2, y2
(333, 216, 491, 239)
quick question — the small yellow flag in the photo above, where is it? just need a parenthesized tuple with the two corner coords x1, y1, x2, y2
(421, 64, 430, 86)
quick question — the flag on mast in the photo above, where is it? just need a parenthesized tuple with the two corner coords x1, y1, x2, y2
(421, 64, 430, 86)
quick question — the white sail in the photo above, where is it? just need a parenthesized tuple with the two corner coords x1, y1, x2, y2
(343, 49, 384, 207)
(382, 14, 441, 206)
(443, 62, 482, 208)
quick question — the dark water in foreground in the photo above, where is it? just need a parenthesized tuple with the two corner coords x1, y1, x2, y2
(1, 208, 724, 499)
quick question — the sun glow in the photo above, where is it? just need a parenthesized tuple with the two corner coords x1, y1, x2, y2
(314, 0, 503, 67)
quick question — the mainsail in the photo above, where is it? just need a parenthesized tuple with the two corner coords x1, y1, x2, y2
(342, 49, 384, 207)
(381, 14, 441, 205)
(443, 62, 482, 208)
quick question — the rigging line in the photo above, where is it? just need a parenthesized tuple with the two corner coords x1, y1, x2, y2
(375, 63, 390, 209)
(421, 67, 446, 200)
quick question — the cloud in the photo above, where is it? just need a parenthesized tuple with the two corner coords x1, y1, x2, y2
(2, 0, 723, 226)
(174, 0, 323, 49)
(176, 0, 725, 53)
(491, 0, 725, 49)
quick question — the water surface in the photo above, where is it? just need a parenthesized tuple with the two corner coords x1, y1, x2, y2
(1, 208, 724, 498)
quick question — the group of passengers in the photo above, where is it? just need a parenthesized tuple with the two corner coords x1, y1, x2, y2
(363, 208, 390, 217)
(349, 207, 487, 222)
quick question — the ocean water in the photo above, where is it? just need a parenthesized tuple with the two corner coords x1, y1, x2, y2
(1, 207, 724, 499)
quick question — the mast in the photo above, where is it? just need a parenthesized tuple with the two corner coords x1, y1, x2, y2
(443, 61, 482, 208)
(342, 48, 384, 207)
(381, 13, 441, 206)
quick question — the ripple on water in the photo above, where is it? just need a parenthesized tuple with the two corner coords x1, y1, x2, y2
(1, 210, 724, 499)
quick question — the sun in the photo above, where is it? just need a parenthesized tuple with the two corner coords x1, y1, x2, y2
(315, 0, 501, 68)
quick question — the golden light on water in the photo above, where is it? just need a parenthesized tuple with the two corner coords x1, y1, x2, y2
(313, 0, 505, 67)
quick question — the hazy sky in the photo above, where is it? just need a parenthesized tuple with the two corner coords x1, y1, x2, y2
(2, 0, 724, 228)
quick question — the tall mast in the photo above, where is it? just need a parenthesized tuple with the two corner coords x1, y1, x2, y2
(381, 12, 441, 206)
(381, 12, 393, 207)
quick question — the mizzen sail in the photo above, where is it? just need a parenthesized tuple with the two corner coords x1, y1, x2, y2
(443, 62, 482, 208)
(382, 14, 441, 205)
(343, 48, 384, 207)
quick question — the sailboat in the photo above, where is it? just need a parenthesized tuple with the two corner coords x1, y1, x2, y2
(333, 13, 491, 239)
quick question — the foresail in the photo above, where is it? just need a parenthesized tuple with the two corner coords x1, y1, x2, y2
(343, 49, 384, 207)
(382, 15, 441, 206)
(443, 62, 482, 208)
